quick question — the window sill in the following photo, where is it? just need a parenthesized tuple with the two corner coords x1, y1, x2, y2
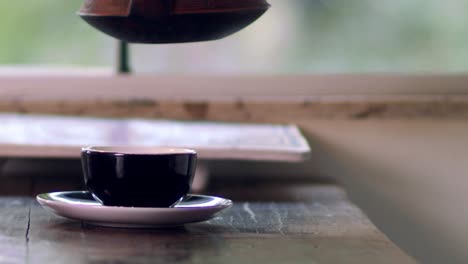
(0, 73, 467, 120)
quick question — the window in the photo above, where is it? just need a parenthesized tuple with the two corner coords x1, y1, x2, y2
(1, 0, 467, 73)
(0, 1, 112, 68)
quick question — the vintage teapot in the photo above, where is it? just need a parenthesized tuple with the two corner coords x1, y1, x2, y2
(79, 0, 270, 44)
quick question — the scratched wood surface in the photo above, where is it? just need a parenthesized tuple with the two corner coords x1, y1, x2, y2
(0, 184, 416, 264)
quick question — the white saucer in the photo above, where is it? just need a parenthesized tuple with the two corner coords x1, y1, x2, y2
(36, 191, 233, 228)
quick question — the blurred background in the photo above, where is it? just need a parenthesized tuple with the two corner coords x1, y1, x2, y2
(0, 0, 467, 73)
(0, 1, 467, 263)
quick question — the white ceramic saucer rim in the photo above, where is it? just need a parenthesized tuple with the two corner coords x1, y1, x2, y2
(36, 191, 233, 211)
(36, 191, 233, 228)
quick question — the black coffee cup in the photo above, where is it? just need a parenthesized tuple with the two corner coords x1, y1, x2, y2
(81, 146, 197, 208)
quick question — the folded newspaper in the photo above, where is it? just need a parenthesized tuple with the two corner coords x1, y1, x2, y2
(0, 114, 310, 162)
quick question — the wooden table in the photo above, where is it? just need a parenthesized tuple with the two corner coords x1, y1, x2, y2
(0, 183, 416, 264)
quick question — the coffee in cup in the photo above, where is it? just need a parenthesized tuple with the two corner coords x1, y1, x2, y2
(81, 146, 197, 208)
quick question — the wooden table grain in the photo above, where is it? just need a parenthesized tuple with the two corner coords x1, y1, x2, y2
(0, 184, 416, 264)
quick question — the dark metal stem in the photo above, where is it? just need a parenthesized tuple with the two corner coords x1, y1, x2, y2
(117, 41, 131, 74)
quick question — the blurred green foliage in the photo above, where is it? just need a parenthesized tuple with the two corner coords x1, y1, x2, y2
(284, 0, 468, 72)
(0, 0, 467, 72)
(0, 1, 112, 65)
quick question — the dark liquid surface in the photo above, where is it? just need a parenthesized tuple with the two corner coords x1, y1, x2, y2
(81, 9, 268, 44)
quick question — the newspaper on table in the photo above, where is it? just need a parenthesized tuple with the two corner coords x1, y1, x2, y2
(0, 114, 310, 162)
